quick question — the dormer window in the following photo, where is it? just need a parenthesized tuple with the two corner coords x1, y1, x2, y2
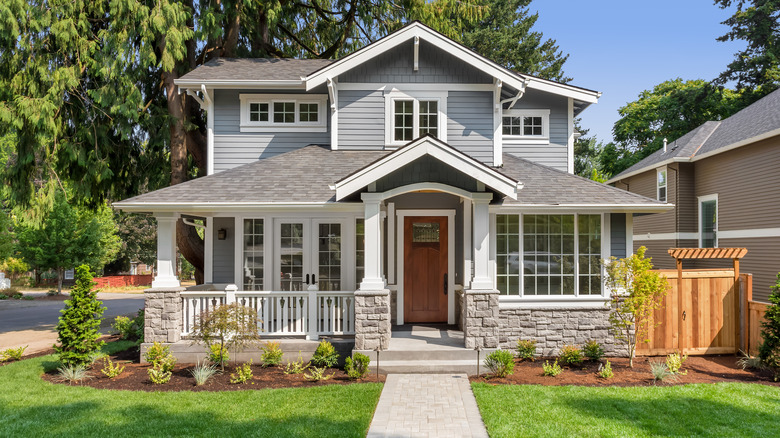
(384, 90, 447, 147)
(501, 109, 550, 142)
(240, 94, 327, 132)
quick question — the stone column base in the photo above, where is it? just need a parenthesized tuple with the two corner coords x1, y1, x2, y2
(462, 289, 499, 349)
(354, 289, 391, 351)
(144, 287, 185, 344)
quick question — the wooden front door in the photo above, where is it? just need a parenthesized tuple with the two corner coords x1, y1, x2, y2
(404, 216, 448, 323)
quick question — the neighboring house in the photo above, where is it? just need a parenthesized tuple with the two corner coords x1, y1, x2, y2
(608, 88, 780, 303)
(115, 22, 668, 357)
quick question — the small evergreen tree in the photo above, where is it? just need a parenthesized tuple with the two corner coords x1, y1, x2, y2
(55, 265, 105, 367)
(759, 274, 780, 380)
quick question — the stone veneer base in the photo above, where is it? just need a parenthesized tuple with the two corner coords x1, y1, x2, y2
(144, 287, 185, 344)
(354, 289, 391, 351)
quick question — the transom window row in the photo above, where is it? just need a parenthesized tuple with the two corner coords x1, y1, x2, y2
(248, 102, 319, 124)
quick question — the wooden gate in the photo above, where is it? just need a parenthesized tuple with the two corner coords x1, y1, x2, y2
(637, 270, 740, 356)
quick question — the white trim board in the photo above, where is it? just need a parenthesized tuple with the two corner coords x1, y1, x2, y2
(633, 232, 700, 241)
(395, 209, 456, 325)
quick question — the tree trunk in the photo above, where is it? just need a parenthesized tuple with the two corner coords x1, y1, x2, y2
(57, 268, 63, 295)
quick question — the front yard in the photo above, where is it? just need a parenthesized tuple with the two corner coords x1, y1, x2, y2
(472, 382, 780, 437)
(0, 342, 382, 437)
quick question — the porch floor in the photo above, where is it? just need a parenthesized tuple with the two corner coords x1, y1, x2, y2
(388, 324, 465, 351)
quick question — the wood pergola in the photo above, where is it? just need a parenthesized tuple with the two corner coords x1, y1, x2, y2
(667, 247, 749, 283)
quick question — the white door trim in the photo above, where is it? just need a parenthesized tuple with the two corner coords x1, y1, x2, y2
(396, 209, 456, 325)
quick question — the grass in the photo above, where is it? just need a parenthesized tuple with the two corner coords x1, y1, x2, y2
(0, 341, 383, 437)
(472, 383, 780, 437)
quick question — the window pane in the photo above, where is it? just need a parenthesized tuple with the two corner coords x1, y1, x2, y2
(523, 116, 543, 136)
(318, 223, 341, 291)
(274, 102, 295, 123)
(249, 102, 268, 122)
(577, 214, 601, 295)
(523, 214, 575, 295)
(701, 200, 717, 248)
(299, 103, 318, 122)
(243, 219, 264, 290)
(658, 170, 667, 202)
(355, 218, 364, 286)
(394, 100, 414, 141)
(503, 115, 522, 136)
(419, 100, 438, 138)
(496, 214, 520, 295)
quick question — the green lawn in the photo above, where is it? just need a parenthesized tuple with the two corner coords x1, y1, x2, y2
(472, 382, 780, 437)
(0, 342, 382, 437)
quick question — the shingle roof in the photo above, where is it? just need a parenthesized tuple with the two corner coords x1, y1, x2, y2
(178, 58, 335, 82)
(116, 145, 663, 208)
(610, 88, 780, 181)
(498, 154, 662, 206)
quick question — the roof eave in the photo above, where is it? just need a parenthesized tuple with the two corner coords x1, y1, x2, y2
(113, 201, 362, 214)
(493, 203, 674, 213)
(691, 126, 780, 162)
(605, 156, 691, 184)
(174, 79, 306, 89)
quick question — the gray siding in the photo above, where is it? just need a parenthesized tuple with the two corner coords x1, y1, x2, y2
(213, 89, 330, 172)
(610, 213, 626, 259)
(338, 89, 384, 150)
(212, 217, 235, 283)
(375, 155, 479, 192)
(339, 40, 492, 84)
(447, 91, 494, 165)
(503, 89, 569, 171)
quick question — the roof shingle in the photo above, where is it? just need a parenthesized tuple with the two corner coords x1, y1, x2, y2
(178, 58, 334, 82)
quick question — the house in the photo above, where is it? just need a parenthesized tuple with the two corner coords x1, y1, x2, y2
(115, 22, 669, 361)
(607, 88, 780, 303)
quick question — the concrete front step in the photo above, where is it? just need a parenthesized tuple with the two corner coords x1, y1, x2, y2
(354, 348, 498, 375)
(354, 348, 497, 361)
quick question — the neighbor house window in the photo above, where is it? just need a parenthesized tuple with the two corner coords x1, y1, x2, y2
(243, 219, 264, 291)
(501, 109, 550, 139)
(699, 195, 718, 248)
(657, 168, 667, 202)
(496, 213, 602, 297)
(239, 94, 326, 132)
(385, 91, 446, 146)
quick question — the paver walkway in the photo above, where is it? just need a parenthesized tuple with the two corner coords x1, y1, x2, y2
(367, 374, 489, 438)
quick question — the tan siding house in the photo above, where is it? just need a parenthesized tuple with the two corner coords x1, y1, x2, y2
(608, 89, 780, 302)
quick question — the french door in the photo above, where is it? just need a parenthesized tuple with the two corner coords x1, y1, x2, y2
(274, 219, 346, 292)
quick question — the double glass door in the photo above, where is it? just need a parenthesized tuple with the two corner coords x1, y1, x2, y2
(275, 219, 344, 292)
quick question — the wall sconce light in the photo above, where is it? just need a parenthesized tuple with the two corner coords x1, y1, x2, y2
(217, 229, 227, 240)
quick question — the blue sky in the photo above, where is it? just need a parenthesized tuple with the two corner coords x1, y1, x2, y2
(532, 1, 744, 144)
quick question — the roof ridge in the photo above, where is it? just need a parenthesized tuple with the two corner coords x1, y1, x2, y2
(688, 120, 722, 158)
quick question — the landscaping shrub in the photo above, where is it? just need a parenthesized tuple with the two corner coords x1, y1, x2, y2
(759, 274, 780, 381)
(542, 360, 562, 377)
(144, 342, 170, 365)
(55, 265, 105, 367)
(304, 366, 334, 382)
(484, 349, 515, 378)
(100, 358, 126, 378)
(0, 345, 27, 362)
(191, 303, 262, 371)
(284, 351, 309, 375)
(208, 344, 229, 367)
(89, 351, 108, 367)
(558, 344, 584, 366)
(649, 360, 679, 384)
(260, 342, 284, 367)
(112, 310, 144, 342)
(516, 339, 537, 361)
(345, 352, 371, 380)
(584, 340, 605, 361)
(666, 351, 688, 375)
(311, 340, 339, 368)
(148, 365, 172, 384)
(57, 364, 91, 383)
(230, 360, 254, 384)
(190, 361, 219, 386)
(598, 360, 614, 379)
(737, 350, 763, 370)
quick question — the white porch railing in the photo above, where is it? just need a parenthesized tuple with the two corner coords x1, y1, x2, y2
(180, 286, 355, 339)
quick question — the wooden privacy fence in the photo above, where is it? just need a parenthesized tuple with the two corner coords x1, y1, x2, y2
(745, 273, 770, 355)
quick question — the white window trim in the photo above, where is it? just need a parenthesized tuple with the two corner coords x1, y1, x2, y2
(239, 94, 327, 132)
(698, 194, 718, 248)
(657, 167, 668, 202)
(501, 108, 550, 143)
(384, 90, 447, 148)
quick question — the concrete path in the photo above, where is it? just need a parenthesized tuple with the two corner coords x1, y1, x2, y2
(367, 374, 489, 438)
(0, 292, 145, 352)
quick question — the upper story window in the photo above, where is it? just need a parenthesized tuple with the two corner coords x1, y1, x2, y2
(384, 90, 447, 147)
(501, 109, 550, 143)
(240, 94, 327, 132)
(699, 194, 718, 248)
(657, 168, 667, 202)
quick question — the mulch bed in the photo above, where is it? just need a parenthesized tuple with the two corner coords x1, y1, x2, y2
(470, 355, 780, 387)
(40, 341, 385, 391)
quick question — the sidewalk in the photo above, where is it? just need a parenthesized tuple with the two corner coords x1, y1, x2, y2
(367, 374, 489, 438)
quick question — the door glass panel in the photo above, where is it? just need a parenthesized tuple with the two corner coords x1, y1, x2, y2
(412, 222, 440, 242)
(280, 223, 304, 291)
(701, 200, 717, 248)
(243, 219, 263, 290)
(318, 223, 341, 291)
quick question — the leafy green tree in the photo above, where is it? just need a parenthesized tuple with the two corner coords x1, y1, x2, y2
(459, 0, 570, 82)
(0, 209, 13, 262)
(759, 274, 780, 380)
(55, 265, 105, 367)
(604, 246, 668, 367)
(599, 79, 749, 177)
(191, 303, 262, 371)
(16, 192, 120, 293)
(104, 212, 156, 275)
(715, 0, 780, 91)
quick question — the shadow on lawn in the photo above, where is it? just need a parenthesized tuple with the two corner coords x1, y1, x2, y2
(563, 390, 780, 436)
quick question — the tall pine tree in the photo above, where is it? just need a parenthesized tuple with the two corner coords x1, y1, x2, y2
(55, 265, 105, 368)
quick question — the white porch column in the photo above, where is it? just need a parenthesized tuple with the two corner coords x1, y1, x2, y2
(152, 213, 181, 288)
(470, 194, 494, 290)
(462, 198, 473, 289)
(359, 193, 386, 290)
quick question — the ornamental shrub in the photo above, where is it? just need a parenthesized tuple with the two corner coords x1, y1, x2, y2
(558, 344, 584, 366)
(284, 351, 309, 375)
(191, 303, 262, 371)
(304, 366, 334, 382)
(260, 342, 284, 367)
(209, 344, 230, 367)
(148, 364, 172, 384)
(598, 360, 614, 379)
(542, 360, 562, 377)
(516, 339, 537, 361)
(100, 358, 126, 378)
(583, 340, 605, 361)
(0, 345, 27, 362)
(666, 351, 688, 375)
(484, 349, 515, 378)
(345, 352, 371, 379)
(311, 340, 339, 368)
(55, 265, 105, 367)
(759, 274, 780, 381)
(230, 360, 254, 384)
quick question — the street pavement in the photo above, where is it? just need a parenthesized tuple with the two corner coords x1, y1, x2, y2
(0, 292, 145, 352)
